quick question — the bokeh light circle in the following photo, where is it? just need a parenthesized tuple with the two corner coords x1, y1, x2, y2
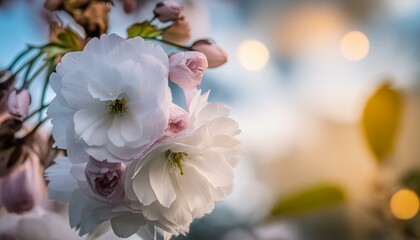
(340, 31, 369, 61)
(390, 189, 419, 220)
(237, 40, 270, 71)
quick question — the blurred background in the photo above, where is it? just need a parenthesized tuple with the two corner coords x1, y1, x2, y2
(1, 0, 420, 239)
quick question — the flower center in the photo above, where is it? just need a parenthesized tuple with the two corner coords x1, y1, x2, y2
(95, 171, 119, 196)
(166, 150, 187, 175)
(107, 98, 127, 117)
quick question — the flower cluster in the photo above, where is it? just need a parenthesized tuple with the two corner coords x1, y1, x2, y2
(0, 1, 239, 239)
(45, 32, 241, 239)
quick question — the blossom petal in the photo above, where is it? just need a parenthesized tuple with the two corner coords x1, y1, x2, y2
(136, 223, 156, 240)
(149, 156, 176, 208)
(174, 163, 211, 210)
(120, 113, 142, 143)
(132, 162, 158, 206)
(47, 98, 73, 149)
(45, 157, 79, 202)
(60, 71, 94, 109)
(74, 106, 110, 145)
(108, 118, 125, 147)
(190, 151, 233, 189)
(110, 212, 145, 238)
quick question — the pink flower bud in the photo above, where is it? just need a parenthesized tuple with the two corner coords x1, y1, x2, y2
(162, 19, 191, 45)
(166, 103, 189, 136)
(153, 1, 184, 22)
(7, 89, 31, 120)
(122, 0, 137, 14)
(1, 147, 45, 214)
(169, 51, 208, 90)
(0, 71, 16, 115)
(85, 157, 125, 204)
(191, 39, 228, 68)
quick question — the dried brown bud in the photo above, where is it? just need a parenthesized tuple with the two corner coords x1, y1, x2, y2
(162, 20, 191, 45)
(63, 0, 90, 12)
(76, 2, 110, 38)
(123, 0, 137, 14)
(44, 0, 63, 11)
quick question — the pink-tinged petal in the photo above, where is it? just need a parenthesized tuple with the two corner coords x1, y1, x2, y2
(184, 88, 198, 109)
(169, 51, 208, 90)
(83, 157, 125, 204)
(166, 103, 189, 136)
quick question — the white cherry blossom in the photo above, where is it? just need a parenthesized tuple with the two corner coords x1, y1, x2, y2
(127, 91, 242, 239)
(47, 34, 171, 163)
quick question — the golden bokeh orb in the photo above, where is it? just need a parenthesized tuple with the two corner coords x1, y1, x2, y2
(390, 189, 419, 220)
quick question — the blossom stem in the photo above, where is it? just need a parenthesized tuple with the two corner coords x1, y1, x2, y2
(146, 38, 191, 50)
(39, 58, 56, 120)
(23, 104, 49, 122)
(7, 46, 34, 71)
(21, 55, 49, 89)
(150, 16, 157, 23)
(22, 51, 43, 87)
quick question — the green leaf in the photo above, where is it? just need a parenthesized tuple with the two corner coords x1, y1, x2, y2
(56, 28, 82, 50)
(127, 21, 164, 39)
(362, 83, 403, 161)
(42, 27, 84, 60)
(270, 184, 346, 218)
(42, 44, 70, 60)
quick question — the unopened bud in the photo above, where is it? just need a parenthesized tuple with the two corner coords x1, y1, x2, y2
(7, 89, 31, 121)
(154, 1, 184, 22)
(1, 147, 45, 214)
(191, 39, 228, 68)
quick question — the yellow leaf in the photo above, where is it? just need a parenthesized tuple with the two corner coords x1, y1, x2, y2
(270, 184, 346, 218)
(362, 83, 403, 161)
(127, 22, 164, 39)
